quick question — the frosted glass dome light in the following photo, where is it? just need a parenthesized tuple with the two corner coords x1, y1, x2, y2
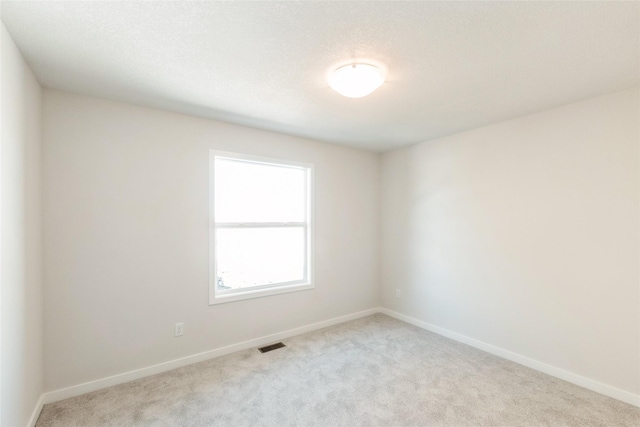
(328, 63, 384, 98)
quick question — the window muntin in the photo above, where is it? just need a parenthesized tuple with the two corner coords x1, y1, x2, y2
(210, 152, 313, 304)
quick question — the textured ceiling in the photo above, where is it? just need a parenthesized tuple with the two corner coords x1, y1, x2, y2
(1, 1, 638, 152)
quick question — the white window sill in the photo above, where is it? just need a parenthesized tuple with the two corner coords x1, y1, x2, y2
(210, 282, 314, 305)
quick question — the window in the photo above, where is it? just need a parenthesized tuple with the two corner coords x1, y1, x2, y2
(209, 151, 313, 304)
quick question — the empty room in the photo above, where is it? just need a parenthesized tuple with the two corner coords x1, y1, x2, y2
(1, 1, 639, 426)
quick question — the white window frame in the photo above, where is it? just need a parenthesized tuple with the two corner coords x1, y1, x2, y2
(209, 150, 314, 305)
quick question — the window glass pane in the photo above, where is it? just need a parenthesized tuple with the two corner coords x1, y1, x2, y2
(216, 227, 305, 291)
(215, 158, 306, 223)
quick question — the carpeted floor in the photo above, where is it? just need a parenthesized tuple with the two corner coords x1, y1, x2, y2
(36, 314, 640, 426)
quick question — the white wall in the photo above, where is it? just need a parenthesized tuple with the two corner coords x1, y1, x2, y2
(42, 90, 379, 391)
(1, 23, 44, 427)
(381, 88, 640, 396)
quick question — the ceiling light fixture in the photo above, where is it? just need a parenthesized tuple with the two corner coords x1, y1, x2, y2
(328, 63, 385, 98)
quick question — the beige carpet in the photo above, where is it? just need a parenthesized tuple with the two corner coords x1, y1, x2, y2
(37, 314, 640, 426)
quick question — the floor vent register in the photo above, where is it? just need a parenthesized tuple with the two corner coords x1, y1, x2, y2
(258, 342, 286, 353)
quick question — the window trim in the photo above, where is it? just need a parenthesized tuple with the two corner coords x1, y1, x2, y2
(209, 150, 314, 305)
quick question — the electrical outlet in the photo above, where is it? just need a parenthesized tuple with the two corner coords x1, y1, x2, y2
(396, 289, 402, 298)
(175, 322, 184, 337)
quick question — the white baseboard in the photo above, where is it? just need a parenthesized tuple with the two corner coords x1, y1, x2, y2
(27, 394, 44, 427)
(35, 306, 639, 416)
(379, 308, 640, 408)
(42, 307, 378, 405)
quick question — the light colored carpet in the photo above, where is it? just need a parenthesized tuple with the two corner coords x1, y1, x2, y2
(36, 314, 640, 426)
